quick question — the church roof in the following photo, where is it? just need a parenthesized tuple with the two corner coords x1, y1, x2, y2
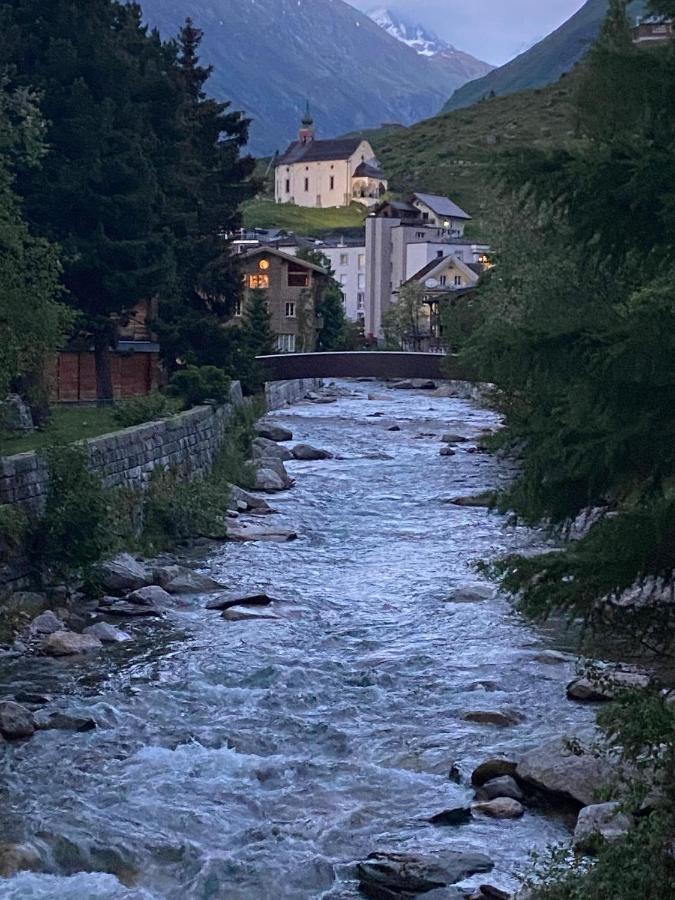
(277, 137, 363, 166)
(412, 192, 472, 221)
(353, 160, 386, 179)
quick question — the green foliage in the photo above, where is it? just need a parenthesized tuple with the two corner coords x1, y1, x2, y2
(168, 366, 232, 408)
(0, 504, 28, 550)
(30, 445, 111, 580)
(463, 9, 675, 897)
(383, 283, 428, 350)
(296, 247, 348, 351)
(241, 289, 276, 357)
(112, 391, 178, 428)
(0, 78, 69, 410)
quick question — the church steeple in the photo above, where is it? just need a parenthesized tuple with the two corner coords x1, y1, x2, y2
(299, 100, 315, 145)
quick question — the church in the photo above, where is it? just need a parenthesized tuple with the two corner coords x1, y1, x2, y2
(275, 106, 388, 209)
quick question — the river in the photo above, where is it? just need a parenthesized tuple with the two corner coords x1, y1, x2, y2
(0, 382, 597, 899)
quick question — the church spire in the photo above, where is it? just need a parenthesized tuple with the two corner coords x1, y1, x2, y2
(299, 100, 315, 145)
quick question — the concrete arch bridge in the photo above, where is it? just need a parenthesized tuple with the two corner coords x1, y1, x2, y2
(256, 352, 472, 383)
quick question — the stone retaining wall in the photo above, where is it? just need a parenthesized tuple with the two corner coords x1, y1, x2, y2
(0, 378, 318, 595)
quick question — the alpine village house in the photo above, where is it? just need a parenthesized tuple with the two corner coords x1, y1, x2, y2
(274, 106, 388, 209)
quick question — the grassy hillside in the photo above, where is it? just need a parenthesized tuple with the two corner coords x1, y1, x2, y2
(443, 0, 645, 114)
(242, 200, 366, 234)
(371, 74, 581, 239)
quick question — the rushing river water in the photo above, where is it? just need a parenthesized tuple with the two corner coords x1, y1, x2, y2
(0, 382, 598, 899)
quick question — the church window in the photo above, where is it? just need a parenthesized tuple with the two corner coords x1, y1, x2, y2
(304, 178, 309, 192)
(330, 176, 335, 190)
(285, 179, 290, 193)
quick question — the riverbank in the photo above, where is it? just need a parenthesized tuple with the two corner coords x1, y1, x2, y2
(0, 381, 651, 898)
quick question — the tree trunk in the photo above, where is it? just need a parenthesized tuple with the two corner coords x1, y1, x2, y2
(93, 334, 114, 403)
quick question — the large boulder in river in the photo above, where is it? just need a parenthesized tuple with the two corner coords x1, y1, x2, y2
(357, 849, 493, 897)
(251, 437, 293, 462)
(83, 622, 132, 644)
(227, 484, 274, 513)
(567, 669, 651, 702)
(573, 802, 631, 852)
(222, 606, 281, 622)
(226, 523, 297, 543)
(206, 592, 277, 611)
(472, 797, 524, 819)
(153, 566, 225, 594)
(516, 737, 617, 807)
(256, 422, 293, 442)
(45, 631, 103, 656)
(99, 554, 152, 594)
(292, 444, 333, 461)
(0, 700, 35, 739)
(254, 467, 288, 493)
(126, 585, 172, 607)
(29, 610, 65, 636)
(0, 843, 41, 877)
(476, 776, 523, 802)
(463, 709, 524, 727)
(471, 759, 518, 787)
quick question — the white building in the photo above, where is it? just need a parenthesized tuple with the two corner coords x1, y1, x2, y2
(321, 242, 367, 323)
(364, 197, 489, 340)
(275, 108, 388, 209)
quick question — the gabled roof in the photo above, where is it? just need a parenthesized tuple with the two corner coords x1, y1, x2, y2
(405, 254, 480, 288)
(411, 192, 472, 221)
(277, 137, 363, 166)
(353, 160, 386, 179)
(241, 246, 327, 275)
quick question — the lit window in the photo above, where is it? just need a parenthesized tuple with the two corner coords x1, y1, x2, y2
(247, 274, 270, 289)
(285, 301, 296, 318)
(259, 259, 270, 271)
(443, 220, 450, 229)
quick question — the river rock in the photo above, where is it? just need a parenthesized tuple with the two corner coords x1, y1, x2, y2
(83, 622, 132, 643)
(476, 776, 523, 802)
(99, 554, 152, 594)
(441, 434, 469, 444)
(471, 759, 518, 787)
(516, 737, 616, 807)
(256, 422, 293, 442)
(440, 447, 456, 457)
(472, 798, 524, 819)
(391, 380, 415, 390)
(292, 444, 333, 461)
(254, 458, 293, 492)
(29, 610, 65, 636)
(470, 886, 512, 900)
(34, 711, 97, 732)
(13, 692, 52, 706)
(567, 670, 651, 702)
(101, 601, 162, 618)
(387, 425, 401, 432)
(0, 842, 41, 877)
(153, 566, 225, 594)
(445, 584, 495, 603)
(447, 493, 494, 508)
(222, 606, 281, 622)
(206, 592, 277, 611)
(464, 709, 524, 727)
(126, 585, 172, 607)
(226, 523, 297, 543)
(428, 805, 472, 827)
(573, 802, 631, 852)
(357, 849, 493, 897)
(252, 437, 294, 462)
(0, 700, 35, 738)
(227, 485, 274, 513)
(45, 631, 103, 656)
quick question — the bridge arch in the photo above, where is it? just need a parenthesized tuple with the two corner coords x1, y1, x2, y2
(256, 352, 471, 383)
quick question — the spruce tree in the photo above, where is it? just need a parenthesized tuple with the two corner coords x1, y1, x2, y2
(241, 290, 276, 357)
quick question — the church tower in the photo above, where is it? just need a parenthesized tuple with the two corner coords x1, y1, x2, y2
(299, 101, 315, 145)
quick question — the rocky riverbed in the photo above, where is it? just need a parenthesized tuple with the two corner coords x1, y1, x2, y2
(0, 381, 634, 898)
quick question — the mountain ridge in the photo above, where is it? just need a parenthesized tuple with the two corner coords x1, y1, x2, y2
(140, 0, 489, 155)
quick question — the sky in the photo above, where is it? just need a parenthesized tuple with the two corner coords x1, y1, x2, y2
(348, 0, 588, 66)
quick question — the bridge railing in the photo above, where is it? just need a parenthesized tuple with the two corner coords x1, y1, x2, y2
(255, 351, 471, 382)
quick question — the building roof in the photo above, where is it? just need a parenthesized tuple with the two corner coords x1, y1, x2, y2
(353, 160, 386, 179)
(277, 137, 363, 166)
(241, 246, 328, 275)
(411, 192, 472, 221)
(405, 254, 480, 288)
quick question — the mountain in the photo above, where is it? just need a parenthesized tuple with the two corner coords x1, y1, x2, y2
(443, 0, 645, 113)
(140, 0, 488, 156)
(368, 7, 494, 84)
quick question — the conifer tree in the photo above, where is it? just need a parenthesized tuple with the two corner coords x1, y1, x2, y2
(241, 290, 276, 357)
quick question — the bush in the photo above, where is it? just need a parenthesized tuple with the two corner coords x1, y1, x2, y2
(169, 366, 232, 408)
(113, 391, 177, 428)
(30, 445, 111, 580)
(0, 504, 28, 550)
